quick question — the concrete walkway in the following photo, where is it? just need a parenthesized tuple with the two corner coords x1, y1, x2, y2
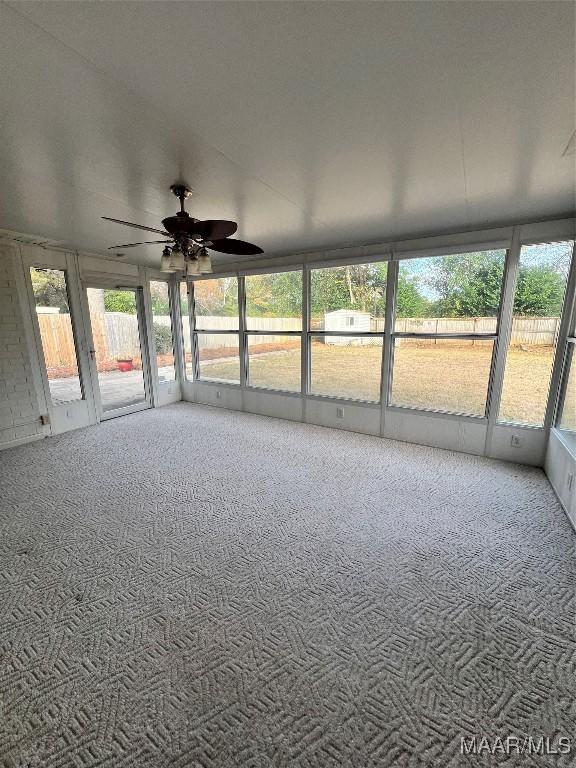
(49, 366, 175, 409)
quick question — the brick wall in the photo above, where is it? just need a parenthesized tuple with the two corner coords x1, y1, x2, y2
(0, 245, 45, 447)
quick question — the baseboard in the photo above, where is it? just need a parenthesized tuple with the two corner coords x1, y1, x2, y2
(0, 433, 45, 451)
(545, 469, 576, 534)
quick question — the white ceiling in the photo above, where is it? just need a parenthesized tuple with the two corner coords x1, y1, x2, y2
(0, 1, 574, 268)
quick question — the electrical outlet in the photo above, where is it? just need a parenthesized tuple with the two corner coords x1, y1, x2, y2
(216, 390, 222, 399)
(510, 434, 522, 447)
(568, 473, 574, 491)
(336, 407, 345, 419)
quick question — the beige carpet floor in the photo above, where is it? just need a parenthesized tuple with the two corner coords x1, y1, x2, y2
(0, 403, 574, 767)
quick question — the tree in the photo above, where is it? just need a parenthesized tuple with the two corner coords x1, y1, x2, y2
(424, 250, 566, 317)
(425, 252, 504, 318)
(149, 282, 171, 315)
(514, 266, 566, 316)
(104, 290, 137, 314)
(153, 322, 173, 354)
(194, 277, 238, 316)
(310, 263, 387, 319)
(30, 269, 69, 312)
(395, 273, 430, 317)
(245, 272, 302, 318)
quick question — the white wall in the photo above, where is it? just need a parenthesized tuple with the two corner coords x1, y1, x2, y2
(184, 381, 546, 464)
(0, 244, 48, 448)
(545, 430, 576, 529)
(0, 244, 183, 449)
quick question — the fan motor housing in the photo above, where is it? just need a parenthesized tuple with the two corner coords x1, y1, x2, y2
(162, 214, 198, 236)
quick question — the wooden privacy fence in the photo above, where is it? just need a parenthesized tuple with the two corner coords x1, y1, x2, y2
(193, 316, 301, 351)
(392, 316, 560, 346)
(37, 314, 77, 368)
(37, 312, 561, 369)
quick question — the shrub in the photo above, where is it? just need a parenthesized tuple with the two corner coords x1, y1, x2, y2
(153, 322, 173, 354)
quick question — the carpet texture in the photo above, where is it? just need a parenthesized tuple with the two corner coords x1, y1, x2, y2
(0, 403, 574, 767)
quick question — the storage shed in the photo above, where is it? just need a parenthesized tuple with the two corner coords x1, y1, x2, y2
(324, 309, 371, 344)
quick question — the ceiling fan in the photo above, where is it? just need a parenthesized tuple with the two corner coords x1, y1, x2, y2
(102, 184, 263, 276)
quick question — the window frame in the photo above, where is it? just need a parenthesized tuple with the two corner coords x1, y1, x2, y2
(387, 249, 508, 420)
(189, 273, 242, 385)
(27, 259, 86, 408)
(305, 260, 389, 404)
(496, 238, 576, 430)
(178, 279, 195, 381)
(552, 241, 576, 444)
(148, 278, 177, 383)
(182, 220, 575, 438)
(555, 338, 575, 433)
(243, 269, 304, 395)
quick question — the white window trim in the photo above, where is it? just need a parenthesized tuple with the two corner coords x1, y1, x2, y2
(180, 216, 575, 441)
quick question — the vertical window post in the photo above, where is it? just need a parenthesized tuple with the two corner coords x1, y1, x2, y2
(169, 278, 185, 386)
(238, 275, 248, 388)
(485, 229, 521, 432)
(548, 240, 576, 432)
(302, 265, 310, 400)
(380, 258, 398, 433)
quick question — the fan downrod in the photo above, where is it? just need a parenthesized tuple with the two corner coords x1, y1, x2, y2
(170, 184, 193, 214)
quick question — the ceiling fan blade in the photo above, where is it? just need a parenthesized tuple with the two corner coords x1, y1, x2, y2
(108, 240, 172, 250)
(102, 216, 170, 237)
(193, 220, 238, 241)
(206, 238, 263, 255)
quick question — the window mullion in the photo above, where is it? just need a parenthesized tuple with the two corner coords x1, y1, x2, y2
(188, 279, 200, 382)
(238, 274, 248, 388)
(546, 240, 576, 430)
(380, 259, 398, 430)
(169, 280, 185, 386)
(486, 227, 521, 428)
(302, 265, 310, 399)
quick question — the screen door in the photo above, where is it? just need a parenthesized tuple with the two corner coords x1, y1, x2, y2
(85, 286, 152, 418)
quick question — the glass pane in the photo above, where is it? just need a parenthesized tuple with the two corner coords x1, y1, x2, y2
(310, 262, 387, 331)
(391, 338, 494, 416)
(194, 277, 239, 330)
(179, 283, 193, 379)
(557, 344, 576, 451)
(247, 335, 301, 392)
(395, 249, 506, 333)
(150, 281, 175, 382)
(197, 333, 240, 383)
(245, 270, 303, 331)
(499, 241, 574, 426)
(310, 335, 383, 402)
(30, 267, 83, 405)
(86, 287, 146, 411)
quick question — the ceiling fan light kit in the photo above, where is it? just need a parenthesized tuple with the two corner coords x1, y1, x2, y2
(168, 244, 185, 271)
(160, 246, 176, 273)
(197, 250, 212, 274)
(186, 259, 200, 277)
(103, 183, 263, 275)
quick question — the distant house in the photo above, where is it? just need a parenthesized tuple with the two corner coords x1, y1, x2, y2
(324, 309, 371, 345)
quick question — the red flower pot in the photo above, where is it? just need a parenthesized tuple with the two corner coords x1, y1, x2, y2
(117, 359, 134, 372)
